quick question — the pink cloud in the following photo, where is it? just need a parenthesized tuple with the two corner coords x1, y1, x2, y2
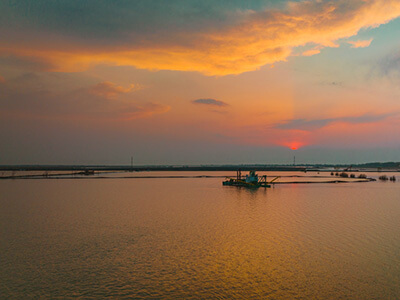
(0, 77, 169, 121)
(88, 81, 137, 99)
(302, 47, 322, 57)
(347, 38, 373, 48)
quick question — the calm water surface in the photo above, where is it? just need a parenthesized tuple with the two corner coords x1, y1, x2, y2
(1, 173, 400, 299)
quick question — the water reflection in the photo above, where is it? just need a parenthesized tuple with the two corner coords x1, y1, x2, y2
(0, 174, 400, 298)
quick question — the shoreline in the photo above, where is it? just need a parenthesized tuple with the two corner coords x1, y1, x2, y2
(0, 165, 399, 173)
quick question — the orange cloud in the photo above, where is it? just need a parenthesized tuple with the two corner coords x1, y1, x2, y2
(1, 0, 400, 75)
(347, 39, 373, 48)
(0, 75, 5, 83)
(302, 47, 322, 57)
(89, 81, 137, 99)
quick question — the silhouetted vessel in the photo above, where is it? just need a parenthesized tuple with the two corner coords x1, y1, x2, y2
(223, 170, 279, 188)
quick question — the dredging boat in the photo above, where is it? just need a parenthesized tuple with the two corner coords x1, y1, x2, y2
(222, 170, 279, 188)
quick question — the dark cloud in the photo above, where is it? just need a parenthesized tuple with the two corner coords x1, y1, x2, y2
(0, 1, 270, 44)
(0, 53, 54, 71)
(276, 119, 331, 130)
(192, 98, 228, 107)
(276, 113, 395, 130)
(378, 51, 400, 78)
(319, 81, 343, 86)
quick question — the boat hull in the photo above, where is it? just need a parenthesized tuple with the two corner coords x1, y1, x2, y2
(222, 180, 271, 188)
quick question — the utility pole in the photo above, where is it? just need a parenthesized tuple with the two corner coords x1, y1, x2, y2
(293, 155, 296, 166)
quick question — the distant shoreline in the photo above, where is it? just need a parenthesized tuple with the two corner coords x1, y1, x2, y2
(0, 163, 399, 173)
(0, 165, 308, 172)
(0, 163, 400, 175)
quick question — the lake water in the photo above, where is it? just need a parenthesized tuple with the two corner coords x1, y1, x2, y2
(1, 172, 400, 299)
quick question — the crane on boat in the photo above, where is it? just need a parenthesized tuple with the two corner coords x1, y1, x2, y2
(223, 170, 280, 188)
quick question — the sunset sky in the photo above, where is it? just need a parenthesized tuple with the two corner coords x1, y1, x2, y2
(1, 0, 400, 165)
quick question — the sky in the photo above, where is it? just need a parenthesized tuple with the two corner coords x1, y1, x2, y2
(1, 0, 400, 165)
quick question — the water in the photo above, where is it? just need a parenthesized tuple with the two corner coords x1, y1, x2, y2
(1, 173, 400, 299)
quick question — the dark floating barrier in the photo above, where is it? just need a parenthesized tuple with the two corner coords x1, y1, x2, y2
(0, 171, 377, 184)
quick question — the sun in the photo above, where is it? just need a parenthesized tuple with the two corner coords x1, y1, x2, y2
(283, 141, 305, 150)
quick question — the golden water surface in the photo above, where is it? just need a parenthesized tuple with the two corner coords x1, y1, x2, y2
(1, 173, 400, 299)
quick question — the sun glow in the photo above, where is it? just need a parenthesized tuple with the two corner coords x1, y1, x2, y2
(283, 141, 305, 150)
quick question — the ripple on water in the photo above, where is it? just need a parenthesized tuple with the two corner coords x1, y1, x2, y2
(1, 176, 400, 298)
